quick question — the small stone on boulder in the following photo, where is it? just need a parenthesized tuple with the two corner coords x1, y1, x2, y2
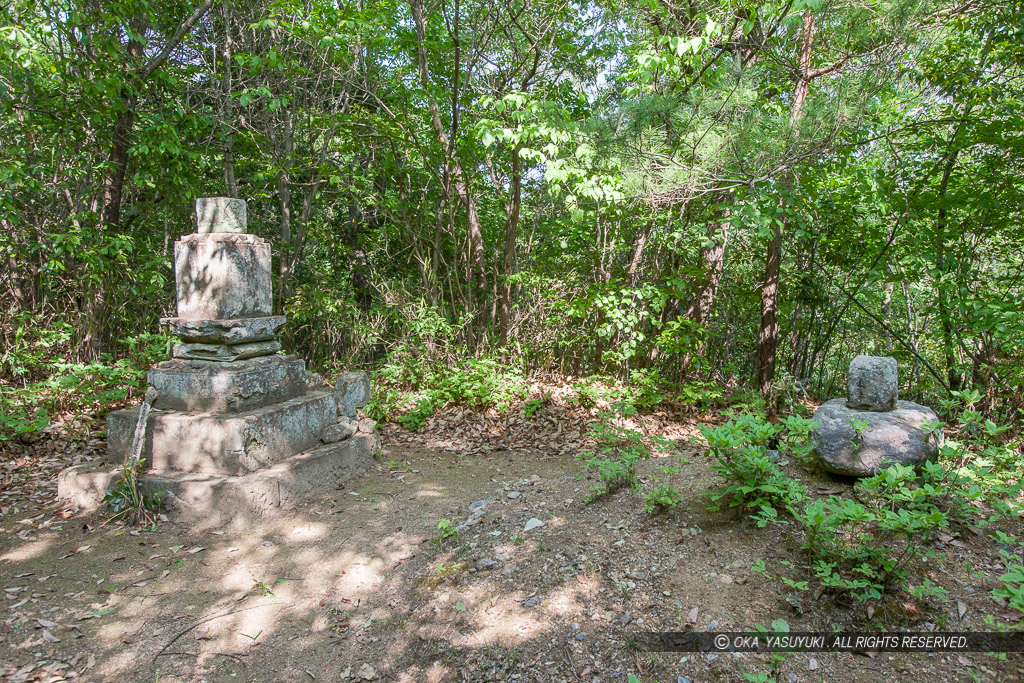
(357, 417, 377, 434)
(847, 355, 898, 412)
(335, 372, 371, 418)
(811, 398, 942, 476)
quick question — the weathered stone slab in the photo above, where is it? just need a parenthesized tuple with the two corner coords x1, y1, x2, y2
(196, 197, 247, 233)
(320, 420, 354, 444)
(106, 391, 338, 475)
(58, 433, 377, 531)
(147, 355, 306, 413)
(335, 371, 371, 418)
(160, 316, 286, 344)
(172, 340, 281, 362)
(811, 398, 943, 476)
(847, 355, 898, 412)
(175, 233, 272, 320)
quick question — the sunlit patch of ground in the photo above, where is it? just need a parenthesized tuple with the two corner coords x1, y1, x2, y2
(1, 437, 1022, 682)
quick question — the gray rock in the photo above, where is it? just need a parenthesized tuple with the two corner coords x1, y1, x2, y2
(357, 417, 377, 434)
(160, 316, 286, 344)
(148, 355, 307, 414)
(172, 340, 281, 362)
(507, 491, 521, 499)
(523, 597, 539, 607)
(337, 416, 358, 437)
(175, 233, 272, 320)
(335, 372, 371, 418)
(847, 355, 898, 411)
(195, 197, 247, 233)
(321, 421, 354, 444)
(811, 398, 943, 476)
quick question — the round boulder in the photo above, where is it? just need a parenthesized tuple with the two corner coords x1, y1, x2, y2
(811, 399, 942, 477)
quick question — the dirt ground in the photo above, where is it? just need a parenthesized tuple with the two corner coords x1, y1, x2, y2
(1, 409, 1022, 682)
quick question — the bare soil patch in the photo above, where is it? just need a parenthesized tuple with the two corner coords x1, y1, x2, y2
(1, 410, 1021, 682)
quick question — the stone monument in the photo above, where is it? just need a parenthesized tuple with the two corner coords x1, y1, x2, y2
(811, 355, 942, 476)
(58, 198, 378, 529)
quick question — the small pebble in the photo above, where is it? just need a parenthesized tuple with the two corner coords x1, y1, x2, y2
(575, 633, 585, 641)
(524, 597, 539, 607)
(507, 491, 521, 499)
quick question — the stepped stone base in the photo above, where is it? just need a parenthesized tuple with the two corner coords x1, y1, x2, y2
(107, 391, 338, 475)
(148, 355, 307, 413)
(57, 433, 378, 531)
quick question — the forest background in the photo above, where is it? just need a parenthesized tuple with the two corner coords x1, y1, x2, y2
(1, 0, 1022, 437)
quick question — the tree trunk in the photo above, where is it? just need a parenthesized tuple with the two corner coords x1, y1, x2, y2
(499, 147, 522, 347)
(757, 10, 814, 398)
(757, 225, 783, 396)
(221, 0, 238, 197)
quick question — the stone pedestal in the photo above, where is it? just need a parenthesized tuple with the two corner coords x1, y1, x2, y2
(174, 233, 272, 321)
(58, 198, 377, 529)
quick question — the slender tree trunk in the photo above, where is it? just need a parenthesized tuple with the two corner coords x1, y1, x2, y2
(275, 109, 293, 309)
(757, 10, 814, 398)
(221, 0, 237, 197)
(695, 207, 729, 327)
(410, 0, 486, 350)
(757, 225, 783, 396)
(499, 147, 522, 347)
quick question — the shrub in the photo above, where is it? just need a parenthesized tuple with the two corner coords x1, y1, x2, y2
(577, 404, 673, 503)
(700, 414, 809, 518)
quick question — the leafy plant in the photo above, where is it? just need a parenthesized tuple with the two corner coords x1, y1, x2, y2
(701, 414, 808, 519)
(642, 484, 684, 515)
(103, 457, 164, 526)
(577, 404, 672, 503)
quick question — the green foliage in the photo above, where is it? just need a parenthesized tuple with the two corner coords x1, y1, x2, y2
(436, 518, 459, 545)
(577, 404, 673, 503)
(642, 484, 684, 515)
(701, 414, 810, 518)
(103, 457, 165, 526)
(787, 466, 949, 602)
(0, 327, 167, 439)
(368, 355, 530, 430)
(676, 380, 724, 411)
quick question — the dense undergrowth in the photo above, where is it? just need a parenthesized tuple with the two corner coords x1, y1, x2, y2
(0, 323, 167, 440)
(699, 397, 1024, 621)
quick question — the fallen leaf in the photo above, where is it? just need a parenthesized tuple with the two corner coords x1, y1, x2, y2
(194, 628, 212, 640)
(685, 607, 699, 626)
(957, 600, 967, 619)
(42, 629, 60, 643)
